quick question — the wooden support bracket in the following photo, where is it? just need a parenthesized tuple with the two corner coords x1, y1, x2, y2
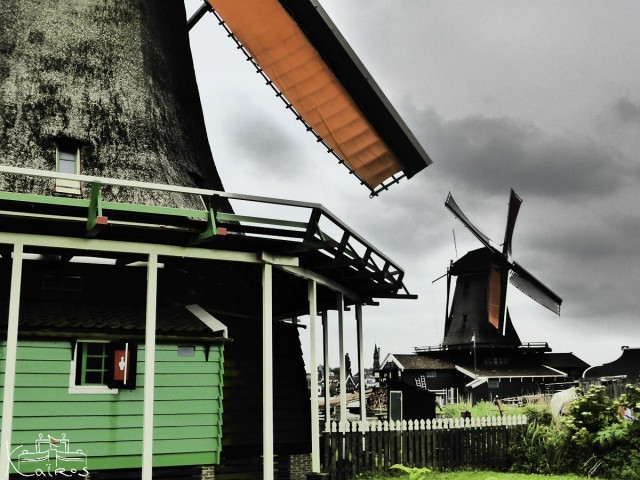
(192, 196, 227, 245)
(86, 182, 108, 238)
(303, 208, 322, 243)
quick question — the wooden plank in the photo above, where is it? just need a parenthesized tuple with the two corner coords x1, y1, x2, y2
(14, 359, 71, 374)
(11, 425, 219, 444)
(12, 398, 220, 417)
(377, 426, 383, 474)
(407, 425, 413, 467)
(330, 431, 338, 480)
(389, 428, 396, 468)
(8, 412, 216, 430)
(9, 385, 221, 403)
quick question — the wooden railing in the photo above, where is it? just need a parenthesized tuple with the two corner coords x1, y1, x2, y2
(322, 416, 527, 479)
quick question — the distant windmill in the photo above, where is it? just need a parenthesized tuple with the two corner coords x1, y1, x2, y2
(442, 189, 562, 347)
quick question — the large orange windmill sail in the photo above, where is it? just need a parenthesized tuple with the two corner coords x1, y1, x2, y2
(197, 0, 432, 194)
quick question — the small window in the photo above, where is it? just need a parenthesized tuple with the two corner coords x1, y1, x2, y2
(426, 371, 437, 378)
(77, 342, 108, 385)
(488, 379, 500, 389)
(55, 143, 81, 195)
(69, 340, 137, 394)
(58, 148, 77, 174)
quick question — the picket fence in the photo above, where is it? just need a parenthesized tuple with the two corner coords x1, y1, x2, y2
(322, 415, 528, 479)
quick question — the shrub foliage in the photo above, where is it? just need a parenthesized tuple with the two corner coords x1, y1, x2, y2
(509, 384, 640, 479)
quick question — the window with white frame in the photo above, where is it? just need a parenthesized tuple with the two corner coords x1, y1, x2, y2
(55, 143, 81, 195)
(69, 340, 137, 394)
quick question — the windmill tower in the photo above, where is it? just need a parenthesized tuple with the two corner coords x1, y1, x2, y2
(0, 1, 223, 208)
(0, 1, 430, 202)
(442, 189, 562, 348)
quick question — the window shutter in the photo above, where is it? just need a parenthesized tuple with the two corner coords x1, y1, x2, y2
(107, 341, 138, 390)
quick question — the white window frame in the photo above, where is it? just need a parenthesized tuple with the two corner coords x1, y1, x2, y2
(55, 144, 81, 195)
(68, 340, 118, 395)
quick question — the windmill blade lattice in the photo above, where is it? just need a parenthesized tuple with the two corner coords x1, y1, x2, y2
(445, 193, 494, 251)
(502, 189, 522, 257)
(510, 262, 562, 315)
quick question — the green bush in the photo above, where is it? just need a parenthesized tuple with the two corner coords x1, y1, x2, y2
(508, 414, 570, 474)
(521, 405, 553, 426)
(561, 384, 640, 478)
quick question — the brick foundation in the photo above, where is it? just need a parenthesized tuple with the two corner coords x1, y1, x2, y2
(289, 453, 311, 480)
(201, 465, 215, 480)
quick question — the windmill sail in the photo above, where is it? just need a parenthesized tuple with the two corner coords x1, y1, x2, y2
(445, 193, 493, 250)
(487, 266, 503, 330)
(510, 262, 562, 315)
(502, 189, 522, 257)
(205, 0, 431, 193)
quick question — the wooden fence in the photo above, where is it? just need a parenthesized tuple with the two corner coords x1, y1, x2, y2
(322, 416, 528, 479)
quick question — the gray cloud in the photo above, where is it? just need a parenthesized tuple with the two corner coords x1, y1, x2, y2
(405, 105, 633, 200)
(613, 98, 640, 125)
(227, 114, 305, 176)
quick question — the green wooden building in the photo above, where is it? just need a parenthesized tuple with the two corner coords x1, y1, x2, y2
(0, 260, 227, 477)
(0, 341, 224, 474)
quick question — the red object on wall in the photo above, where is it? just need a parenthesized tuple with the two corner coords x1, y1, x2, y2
(113, 348, 131, 383)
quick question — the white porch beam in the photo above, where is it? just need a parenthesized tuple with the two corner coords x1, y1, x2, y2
(142, 253, 158, 480)
(356, 304, 366, 421)
(322, 311, 330, 428)
(337, 293, 346, 426)
(279, 265, 360, 302)
(0, 243, 23, 478)
(308, 280, 320, 472)
(0, 232, 297, 266)
(263, 263, 274, 480)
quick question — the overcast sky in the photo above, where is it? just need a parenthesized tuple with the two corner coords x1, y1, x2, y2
(185, 1, 640, 370)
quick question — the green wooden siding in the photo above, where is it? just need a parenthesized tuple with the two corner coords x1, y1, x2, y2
(0, 341, 224, 474)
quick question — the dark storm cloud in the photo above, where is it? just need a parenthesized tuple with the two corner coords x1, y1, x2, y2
(509, 206, 640, 323)
(405, 105, 633, 200)
(534, 212, 640, 263)
(613, 98, 640, 124)
(373, 103, 635, 257)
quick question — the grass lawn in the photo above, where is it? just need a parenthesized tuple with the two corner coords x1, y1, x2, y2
(365, 472, 589, 480)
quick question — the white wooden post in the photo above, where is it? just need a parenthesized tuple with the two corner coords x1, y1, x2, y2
(308, 280, 320, 472)
(263, 263, 274, 480)
(142, 252, 158, 480)
(322, 311, 330, 427)
(356, 304, 366, 421)
(337, 293, 346, 425)
(0, 243, 23, 478)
